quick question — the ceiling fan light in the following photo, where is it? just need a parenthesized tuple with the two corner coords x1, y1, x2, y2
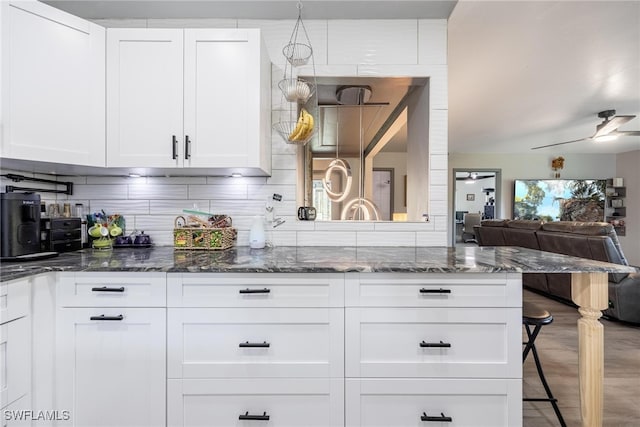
(594, 134, 618, 143)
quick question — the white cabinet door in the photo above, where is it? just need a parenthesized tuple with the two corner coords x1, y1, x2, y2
(168, 307, 344, 379)
(0, 317, 30, 411)
(56, 307, 166, 427)
(345, 378, 522, 427)
(183, 29, 270, 172)
(1, 1, 105, 166)
(106, 28, 184, 168)
(168, 378, 344, 427)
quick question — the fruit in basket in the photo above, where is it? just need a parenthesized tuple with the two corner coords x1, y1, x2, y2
(288, 108, 314, 142)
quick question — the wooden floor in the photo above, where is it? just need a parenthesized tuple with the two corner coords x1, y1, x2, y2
(523, 290, 640, 426)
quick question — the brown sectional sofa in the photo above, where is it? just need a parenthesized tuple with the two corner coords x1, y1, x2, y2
(475, 220, 640, 324)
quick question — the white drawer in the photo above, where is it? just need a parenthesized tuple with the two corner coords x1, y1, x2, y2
(168, 308, 344, 378)
(0, 279, 30, 325)
(346, 307, 521, 379)
(346, 378, 522, 427)
(168, 378, 344, 427)
(345, 272, 522, 308)
(167, 273, 344, 307)
(57, 272, 166, 307)
(0, 317, 30, 411)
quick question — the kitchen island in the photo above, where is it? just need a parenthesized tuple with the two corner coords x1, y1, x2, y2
(1, 246, 636, 427)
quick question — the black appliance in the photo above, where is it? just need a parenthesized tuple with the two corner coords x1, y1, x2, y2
(41, 217, 82, 252)
(1, 192, 42, 257)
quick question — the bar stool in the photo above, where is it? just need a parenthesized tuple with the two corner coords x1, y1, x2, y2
(522, 301, 567, 427)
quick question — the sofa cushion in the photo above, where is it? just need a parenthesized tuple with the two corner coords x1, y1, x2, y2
(541, 221, 612, 235)
(480, 219, 510, 227)
(506, 220, 543, 230)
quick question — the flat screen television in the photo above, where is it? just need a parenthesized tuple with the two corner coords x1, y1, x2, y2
(513, 179, 606, 222)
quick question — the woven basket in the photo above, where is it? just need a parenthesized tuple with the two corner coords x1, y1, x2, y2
(173, 216, 237, 250)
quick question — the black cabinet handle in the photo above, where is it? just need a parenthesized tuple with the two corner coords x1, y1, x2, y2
(172, 135, 178, 160)
(185, 135, 191, 160)
(421, 412, 452, 422)
(420, 340, 451, 348)
(90, 314, 124, 321)
(238, 411, 270, 421)
(239, 288, 271, 294)
(239, 341, 270, 348)
(92, 286, 125, 292)
(419, 288, 451, 294)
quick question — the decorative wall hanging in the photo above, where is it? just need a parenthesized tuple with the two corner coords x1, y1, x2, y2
(551, 156, 564, 178)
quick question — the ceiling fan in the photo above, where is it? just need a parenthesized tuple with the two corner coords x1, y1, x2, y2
(456, 172, 495, 181)
(531, 110, 640, 150)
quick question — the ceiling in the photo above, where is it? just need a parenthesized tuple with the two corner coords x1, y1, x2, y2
(43, 0, 640, 155)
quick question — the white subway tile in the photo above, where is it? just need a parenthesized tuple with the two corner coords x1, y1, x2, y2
(418, 20, 447, 65)
(270, 218, 315, 231)
(430, 200, 447, 216)
(207, 176, 267, 185)
(416, 231, 448, 246)
(210, 200, 265, 217)
(188, 184, 248, 200)
(430, 170, 448, 186)
(271, 231, 297, 247)
(433, 215, 449, 232)
(428, 65, 448, 109)
(356, 231, 416, 247)
(297, 64, 358, 77)
(314, 221, 375, 231)
(86, 176, 146, 184)
(147, 18, 237, 28)
(328, 20, 417, 65)
(267, 169, 297, 186)
(297, 231, 356, 246)
(429, 110, 448, 155)
(247, 184, 296, 202)
(430, 154, 448, 171)
(129, 184, 188, 200)
(147, 176, 207, 185)
(150, 199, 209, 215)
(429, 185, 447, 202)
(272, 154, 298, 170)
(274, 201, 297, 218)
(373, 222, 433, 232)
(238, 19, 328, 66)
(357, 64, 435, 78)
(72, 185, 128, 200)
(57, 176, 87, 184)
(133, 215, 177, 230)
(88, 200, 149, 216)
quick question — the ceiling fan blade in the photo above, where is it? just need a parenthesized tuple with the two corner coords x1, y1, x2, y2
(593, 115, 636, 138)
(613, 130, 640, 137)
(531, 137, 589, 150)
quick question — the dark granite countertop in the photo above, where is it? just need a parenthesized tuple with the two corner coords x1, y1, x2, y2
(1, 246, 637, 282)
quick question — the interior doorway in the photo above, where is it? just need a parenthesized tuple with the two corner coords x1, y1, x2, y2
(372, 168, 394, 221)
(452, 168, 501, 246)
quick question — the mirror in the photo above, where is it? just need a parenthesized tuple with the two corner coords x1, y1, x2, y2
(300, 76, 430, 221)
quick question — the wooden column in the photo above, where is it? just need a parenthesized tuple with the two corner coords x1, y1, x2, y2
(571, 272, 608, 427)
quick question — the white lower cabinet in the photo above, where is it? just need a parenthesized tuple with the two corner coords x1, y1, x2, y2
(56, 307, 166, 427)
(0, 317, 30, 411)
(345, 378, 522, 427)
(168, 378, 344, 427)
(2, 394, 31, 427)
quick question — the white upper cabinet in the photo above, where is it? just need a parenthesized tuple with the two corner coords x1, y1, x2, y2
(1, 1, 105, 167)
(106, 29, 184, 168)
(107, 28, 272, 174)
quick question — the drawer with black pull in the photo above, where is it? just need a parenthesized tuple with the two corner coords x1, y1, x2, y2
(345, 378, 521, 427)
(345, 272, 521, 308)
(345, 307, 521, 379)
(167, 273, 344, 308)
(167, 378, 344, 427)
(167, 307, 344, 378)
(57, 272, 166, 307)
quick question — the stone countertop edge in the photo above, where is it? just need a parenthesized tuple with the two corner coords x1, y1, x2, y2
(1, 246, 637, 283)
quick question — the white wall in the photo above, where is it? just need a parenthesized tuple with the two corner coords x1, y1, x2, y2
(373, 152, 408, 215)
(455, 177, 495, 215)
(2, 17, 448, 247)
(615, 150, 640, 266)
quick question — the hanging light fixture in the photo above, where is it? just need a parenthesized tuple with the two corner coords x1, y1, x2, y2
(322, 119, 353, 202)
(339, 99, 381, 220)
(272, 1, 317, 145)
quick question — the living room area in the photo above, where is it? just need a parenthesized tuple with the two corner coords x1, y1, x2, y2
(447, 1, 639, 425)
